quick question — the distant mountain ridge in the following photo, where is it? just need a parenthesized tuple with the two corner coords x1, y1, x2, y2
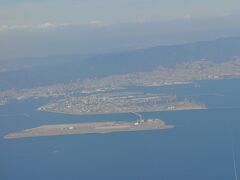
(1, 36, 240, 90)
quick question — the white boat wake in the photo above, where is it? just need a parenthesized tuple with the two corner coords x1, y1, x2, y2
(232, 135, 238, 180)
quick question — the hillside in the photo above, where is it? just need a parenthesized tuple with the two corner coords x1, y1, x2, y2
(1, 36, 240, 90)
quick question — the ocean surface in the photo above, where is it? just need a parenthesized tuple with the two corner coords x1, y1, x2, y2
(0, 79, 240, 180)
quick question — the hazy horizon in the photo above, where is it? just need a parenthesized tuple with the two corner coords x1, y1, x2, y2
(1, 0, 240, 60)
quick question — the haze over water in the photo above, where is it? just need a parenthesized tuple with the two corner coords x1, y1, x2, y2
(0, 79, 240, 180)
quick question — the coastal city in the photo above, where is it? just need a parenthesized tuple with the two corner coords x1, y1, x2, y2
(0, 59, 240, 110)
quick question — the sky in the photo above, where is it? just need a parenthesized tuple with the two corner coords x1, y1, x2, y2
(1, 0, 240, 59)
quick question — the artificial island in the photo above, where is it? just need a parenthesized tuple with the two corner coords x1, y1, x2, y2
(4, 118, 174, 139)
(37, 92, 206, 115)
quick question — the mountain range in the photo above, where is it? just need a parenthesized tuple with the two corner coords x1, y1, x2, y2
(1, 36, 240, 90)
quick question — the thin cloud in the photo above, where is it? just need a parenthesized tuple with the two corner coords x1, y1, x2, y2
(0, 24, 31, 31)
(38, 22, 70, 29)
(88, 20, 109, 28)
(0, 22, 70, 32)
(183, 14, 192, 20)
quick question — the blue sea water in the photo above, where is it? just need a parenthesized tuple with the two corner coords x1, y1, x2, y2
(0, 79, 240, 180)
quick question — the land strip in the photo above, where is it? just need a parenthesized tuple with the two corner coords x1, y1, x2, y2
(4, 119, 174, 139)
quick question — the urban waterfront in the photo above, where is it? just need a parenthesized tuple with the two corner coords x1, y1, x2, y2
(0, 79, 240, 180)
